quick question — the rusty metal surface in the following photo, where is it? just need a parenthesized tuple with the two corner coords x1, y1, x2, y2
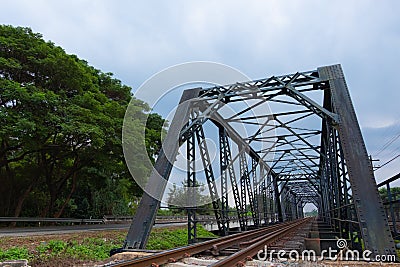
(109, 218, 313, 267)
(123, 88, 201, 249)
(209, 218, 313, 267)
(318, 64, 396, 256)
(120, 64, 396, 258)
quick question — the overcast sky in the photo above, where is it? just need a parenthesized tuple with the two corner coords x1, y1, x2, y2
(1, 0, 399, 183)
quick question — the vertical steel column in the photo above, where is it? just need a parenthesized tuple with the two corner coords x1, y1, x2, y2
(283, 189, 291, 220)
(219, 127, 244, 230)
(387, 184, 398, 236)
(338, 137, 356, 247)
(320, 85, 336, 227)
(333, 130, 344, 238)
(319, 64, 396, 257)
(123, 88, 200, 249)
(273, 175, 283, 222)
(262, 181, 268, 224)
(326, 130, 336, 227)
(251, 157, 260, 226)
(187, 128, 197, 244)
(261, 167, 268, 224)
(329, 126, 341, 232)
(239, 152, 248, 229)
(195, 126, 225, 235)
(239, 151, 257, 227)
(292, 194, 297, 219)
(266, 170, 274, 223)
(320, 166, 331, 223)
(218, 127, 230, 235)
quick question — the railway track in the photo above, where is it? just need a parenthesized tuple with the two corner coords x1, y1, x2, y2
(108, 217, 314, 267)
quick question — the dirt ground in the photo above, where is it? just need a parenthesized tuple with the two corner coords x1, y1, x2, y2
(2, 230, 400, 266)
(0, 229, 126, 251)
(0, 229, 128, 266)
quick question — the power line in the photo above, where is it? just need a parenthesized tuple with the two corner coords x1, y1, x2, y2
(374, 132, 400, 157)
(373, 121, 400, 157)
(385, 146, 400, 164)
(375, 154, 400, 171)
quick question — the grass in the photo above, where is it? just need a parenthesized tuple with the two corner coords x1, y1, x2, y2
(0, 237, 122, 263)
(35, 238, 119, 260)
(147, 226, 218, 250)
(0, 226, 217, 264)
(0, 247, 31, 261)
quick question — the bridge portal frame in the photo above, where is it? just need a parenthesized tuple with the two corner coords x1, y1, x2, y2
(122, 64, 395, 257)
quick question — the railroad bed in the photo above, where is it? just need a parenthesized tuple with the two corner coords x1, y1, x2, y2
(108, 217, 314, 267)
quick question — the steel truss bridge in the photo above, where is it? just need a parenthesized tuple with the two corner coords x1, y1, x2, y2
(123, 64, 396, 257)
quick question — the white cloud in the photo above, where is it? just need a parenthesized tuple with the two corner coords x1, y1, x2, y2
(1, 0, 399, 178)
(361, 116, 398, 129)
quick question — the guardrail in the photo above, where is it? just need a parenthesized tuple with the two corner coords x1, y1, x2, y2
(0, 217, 104, 225)
(103, 215, 188, 222)
(0, 215, 207, 226)
(377, 172, 400, 237)
(0, 215, 247, 227)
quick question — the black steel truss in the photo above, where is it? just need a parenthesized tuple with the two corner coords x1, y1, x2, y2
(123, 64, 395, 257)
(219, 127, 236, 233)
(186, 122, 197, 244)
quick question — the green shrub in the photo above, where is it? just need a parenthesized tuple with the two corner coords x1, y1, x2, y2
(146, 226, 217, 250)
(0, 247, 31, 260)
(0, 226, 217, 263)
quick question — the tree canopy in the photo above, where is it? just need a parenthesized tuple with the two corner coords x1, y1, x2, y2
(379, 187, 400, 203)
(167, 181, 213, 215)
(0, 25, 163, 219)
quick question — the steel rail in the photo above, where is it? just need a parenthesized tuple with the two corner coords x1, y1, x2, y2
(107, 227, 267, 267)
(210, 220, 300, 255)
(107, 218, 312, 267)
(209, 217, 313, 267)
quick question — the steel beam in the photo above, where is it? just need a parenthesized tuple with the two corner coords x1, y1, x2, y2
(121, 65, 395, 258)
(219, 127, 244, 233)
(318, 64, 396, 257)
(187, 128, 197, 244)
(123, 88, 201, 249)
(196, 125, 225, 234)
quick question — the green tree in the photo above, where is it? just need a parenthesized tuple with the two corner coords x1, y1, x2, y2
(0, 25, 163, 218)
(379, 187, 400, 203)
(167, 181, 213, 215)
(304, 209, 318, 217)
(145, 113, 167, 163)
